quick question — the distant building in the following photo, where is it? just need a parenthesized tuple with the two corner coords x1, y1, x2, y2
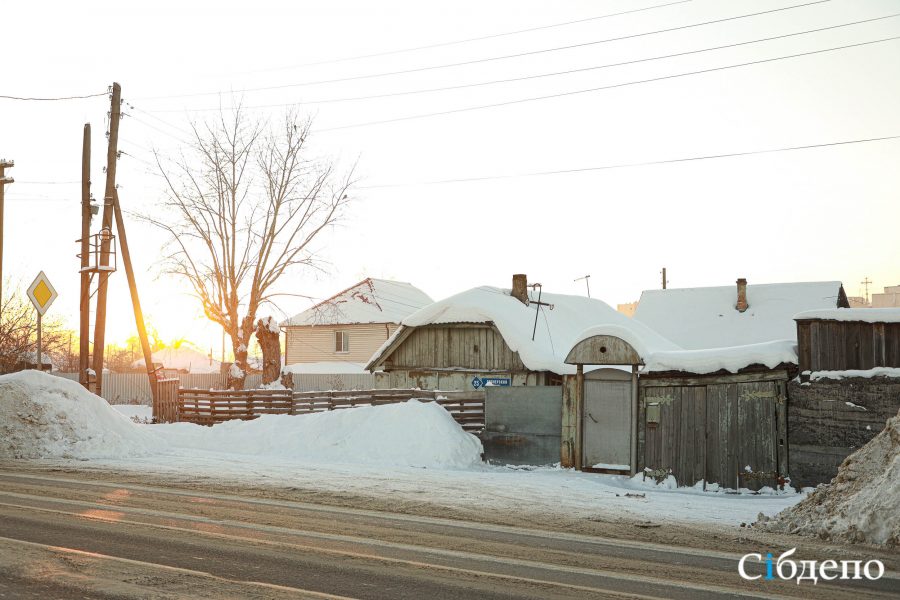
(616, 301, 638, 317)
(282, 278, 432, 372)
(872, 284, 900, 308)
(847, 296, 870, 308)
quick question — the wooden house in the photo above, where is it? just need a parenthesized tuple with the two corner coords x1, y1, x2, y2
(282, 279, 432, 372)
(365, 274, 671, 391)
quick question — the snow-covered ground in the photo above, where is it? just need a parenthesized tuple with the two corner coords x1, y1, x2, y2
(3, 371, 803, 528)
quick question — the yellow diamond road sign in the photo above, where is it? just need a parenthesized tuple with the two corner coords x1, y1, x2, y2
(27, 271, 57, 316)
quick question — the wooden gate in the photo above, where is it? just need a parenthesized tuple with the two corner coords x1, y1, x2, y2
(582, 379, 632, 471)
(639, 372, 788, 489)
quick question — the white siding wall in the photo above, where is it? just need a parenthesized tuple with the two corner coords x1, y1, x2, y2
(285, 323, 397, 365)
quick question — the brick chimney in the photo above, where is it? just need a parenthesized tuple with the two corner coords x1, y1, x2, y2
(736, 278, 749, 312)
(511, 274, 529, 305)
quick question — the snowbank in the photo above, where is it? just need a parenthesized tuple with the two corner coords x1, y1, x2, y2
(809, 367, 900, 381)
(0, 371, 163, 459)
(154, 400, 483, 469)
(761, 409, 900, 546)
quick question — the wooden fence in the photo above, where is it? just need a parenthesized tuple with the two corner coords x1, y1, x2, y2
(174, 388, 485, 432)
(153, 378, 180, 423)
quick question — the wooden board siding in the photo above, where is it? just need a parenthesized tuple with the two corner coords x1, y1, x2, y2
(797, 319, 900, 372)
(285, 323, 397, 365)
(387, 325, 528, 371)
(638, 374, 787, 489)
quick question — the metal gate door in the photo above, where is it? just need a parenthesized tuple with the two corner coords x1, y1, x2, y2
(583, 380, 632, 470)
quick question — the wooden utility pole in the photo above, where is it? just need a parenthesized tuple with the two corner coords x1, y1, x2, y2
(0, 159, 14, 306)
(92, 83, 121, 394)
(112, 189, 158, 406)
(79, 125, 92, 387)
(662, 267, 667, 290)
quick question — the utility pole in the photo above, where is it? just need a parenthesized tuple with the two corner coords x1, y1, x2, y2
(661, 267, 668, 290)
(861, 277, 872, 305)
(92, 83, 121, 395)
(574, 275, 591, 298)
(79, 125, 92, 387)
(112, 189, 158, 407)
(0, 158, 14, 305)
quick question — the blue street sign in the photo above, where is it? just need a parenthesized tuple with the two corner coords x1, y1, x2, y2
(471, 376, 511, 389)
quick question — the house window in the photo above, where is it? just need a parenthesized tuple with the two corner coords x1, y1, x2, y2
(335, 331, 349, 353)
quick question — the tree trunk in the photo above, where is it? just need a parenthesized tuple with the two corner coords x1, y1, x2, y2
(255, 317, 281, 385)
(226, 315, 254, 390)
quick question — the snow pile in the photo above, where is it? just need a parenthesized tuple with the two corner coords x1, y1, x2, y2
(0, 371, 163, 459)
(761, 409, 900, 546)
(154, 400, 483, 469)
(809, 367, 900, 381)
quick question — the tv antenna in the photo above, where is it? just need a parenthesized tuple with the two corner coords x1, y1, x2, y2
(574, 275, 591, 298)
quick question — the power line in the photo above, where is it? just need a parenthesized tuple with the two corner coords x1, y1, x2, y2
(358, 134, 900, 189)
(0, 91, 107, 101)
(135, 0, 833, 101)
(146, 13, 900, 113)
(319, 35, 900, 132)
(233, 0, 694, 73)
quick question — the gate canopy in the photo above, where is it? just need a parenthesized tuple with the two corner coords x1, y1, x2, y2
(566, 324, 679, 366)
(566, 335, 642, 366)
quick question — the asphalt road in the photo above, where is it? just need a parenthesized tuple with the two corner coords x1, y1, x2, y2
(0, 470, 896, 599)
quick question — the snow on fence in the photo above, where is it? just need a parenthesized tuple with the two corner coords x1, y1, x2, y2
(51, 371, 376, 404)
(175, 388, 485, 432)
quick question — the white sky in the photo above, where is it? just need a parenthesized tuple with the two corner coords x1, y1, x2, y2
(2, 0, 899, 352)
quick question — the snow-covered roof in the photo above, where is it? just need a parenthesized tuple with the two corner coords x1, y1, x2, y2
(642, 340, 797, 374)
(133, 344, 220, 374)
(367, 286, 678, 375)
(794, 307, 900, 323)
(282, 279, 433, 327)
(634, 281, 845, 349)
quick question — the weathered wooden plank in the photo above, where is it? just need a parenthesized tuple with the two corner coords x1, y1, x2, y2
(640, 371, 790, 387)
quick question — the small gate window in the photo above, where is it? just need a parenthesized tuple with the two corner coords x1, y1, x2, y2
(335, 331, 349, 353)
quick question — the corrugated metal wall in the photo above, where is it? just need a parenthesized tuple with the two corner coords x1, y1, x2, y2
(51, 372, 376, 404)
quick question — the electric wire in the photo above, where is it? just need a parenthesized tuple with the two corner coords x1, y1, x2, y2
(146, 13, 900, 113)
(359, 134, 900, 188)
(134, 0, 833, 101)
(320, 36, 900, 132)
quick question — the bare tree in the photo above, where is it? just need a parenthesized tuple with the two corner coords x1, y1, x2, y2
(145, 109, 353, 388)
(0, 283, 70, 374)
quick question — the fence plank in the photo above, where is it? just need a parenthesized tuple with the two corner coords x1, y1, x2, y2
(176, 387, 484, 431)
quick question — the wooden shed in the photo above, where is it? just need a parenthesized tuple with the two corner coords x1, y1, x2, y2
(794, 308, 900, 373)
